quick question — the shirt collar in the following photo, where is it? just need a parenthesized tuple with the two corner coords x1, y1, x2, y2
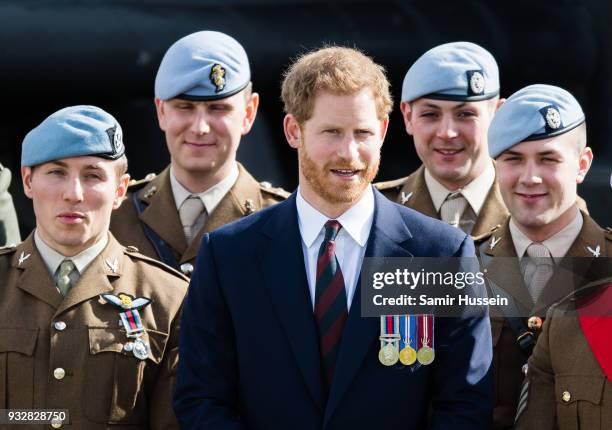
(424, 161, 496, 214)
(170, 162, 239, 214)
(510, 210, 583, 258)
(296, 185, 375, 248)
(34, 229, 109, 276)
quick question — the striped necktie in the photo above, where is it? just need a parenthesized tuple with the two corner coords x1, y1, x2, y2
(314, 220, 348, 390)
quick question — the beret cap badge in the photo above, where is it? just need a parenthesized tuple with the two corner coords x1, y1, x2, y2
(468, 70, 485, 95)
(544, 106, 562, 130)
(210, 64, 226, 92)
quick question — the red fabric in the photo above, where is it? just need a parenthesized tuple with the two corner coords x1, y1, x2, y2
(577, 283, 612, 383)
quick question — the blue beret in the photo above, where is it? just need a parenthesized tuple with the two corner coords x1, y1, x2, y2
(488, 84, 585, 158)
(22, 105, 124, 167)
(401, 41, 499, 102)
(155, 31, 251, 101)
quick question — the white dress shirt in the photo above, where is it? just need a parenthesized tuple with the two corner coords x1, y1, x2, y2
(296, 185, 375, 310)
(170, 162, 239, 214)
(424, 161, 496, 215)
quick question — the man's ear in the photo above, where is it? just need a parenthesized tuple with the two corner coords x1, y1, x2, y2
(21, 166, 34, 199)
(400, 101, 414, 135)
(241, 92, 260, 135)
(283, 114, 302, 149)
(113, 173, 131, 209)
(154, 98, 167, 131)
(576, 146, 593, 184)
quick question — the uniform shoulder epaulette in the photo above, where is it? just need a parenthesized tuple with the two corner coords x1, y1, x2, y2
(0, 244, 17, 256)
(127, 173, 156, 190)
(472, 224, 501, 244)
(374, 176, 408, 191)
(259, 181, 291, 200)
(123, 246, 189, 282)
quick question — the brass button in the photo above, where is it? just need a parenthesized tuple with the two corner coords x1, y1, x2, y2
(527, 316, 543, 330)
(562, 391, 571, 403)
(54, 321, 66, 331)
(53, 368, 66, 380)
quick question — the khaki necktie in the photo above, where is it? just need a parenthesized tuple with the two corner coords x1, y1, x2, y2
(55, 259, 77, 296)
(179, 195, 206, 245)
(440, 192, 469, 231)
(523, 243, 554, 302)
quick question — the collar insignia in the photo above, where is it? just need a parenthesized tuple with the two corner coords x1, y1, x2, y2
(105, 257, 119, 273)
(587, 245, 601, 258)
(18, 251, 31, 266)
(400, 191, 413, 205)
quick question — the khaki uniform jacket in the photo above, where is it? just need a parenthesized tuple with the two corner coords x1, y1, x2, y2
(515, 278, 612, 430)
(110, 163, 289, 275)
(375, 164, 509, 238)
(0, 164, 21, 246)
(0, 233, 188, 429)
(475, 214, 612, 429)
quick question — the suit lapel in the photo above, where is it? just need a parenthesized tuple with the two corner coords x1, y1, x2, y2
(483, 219, 534, 312)
(181, 164, 259, 263)
(258, 195, 325, 410)
(324, 190, 413, 425)
(14, 235, 63, 310)
(139, 167, 187, 255)
(399, 165, 438, 218)
(55, 235, 123, 316)
(471, 168, 509, 237)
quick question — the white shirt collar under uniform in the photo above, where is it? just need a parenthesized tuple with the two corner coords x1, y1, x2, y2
(35, 229, 109, 276)
(170, 162, 239, 215)
(510, 210, 583, 258)
(424, 161, 496, 215)
(296, 185, 375, 310)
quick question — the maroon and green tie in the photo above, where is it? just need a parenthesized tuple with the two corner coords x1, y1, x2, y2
(314, 220, 348, 389)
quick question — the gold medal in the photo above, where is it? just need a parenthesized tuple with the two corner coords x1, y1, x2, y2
(399, 346, 417, 365)
(417, 346, 435, 365)
(378, 343, 399, 366)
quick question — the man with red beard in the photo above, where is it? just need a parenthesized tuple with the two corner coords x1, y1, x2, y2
(174, 46, 493, 429)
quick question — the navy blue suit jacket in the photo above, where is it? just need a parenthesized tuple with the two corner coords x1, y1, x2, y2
(174, 188, 493, 429)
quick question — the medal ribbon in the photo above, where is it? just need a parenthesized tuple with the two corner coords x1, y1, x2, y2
(418, 314, 435, 350)
(120, 309, 145, 337)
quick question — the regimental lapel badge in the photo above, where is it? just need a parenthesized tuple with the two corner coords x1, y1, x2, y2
(400, 191, 413, 205)
(101, 293, 153, 360)
(244, 198, 256, 215)
(586, 245, 601, 258)
(105, 257, 119, 273)
(18, 251, 31, 266)
(490, 236, 501, 250)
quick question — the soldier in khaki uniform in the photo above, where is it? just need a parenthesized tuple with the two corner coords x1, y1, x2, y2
(0, 105, 188, 428)
(111, 31, 288, 276)
(515, 276, 612, 430)
(475, 84, 609, 428)
(0, 163, 21, 245)
(375, 42, 509, 237)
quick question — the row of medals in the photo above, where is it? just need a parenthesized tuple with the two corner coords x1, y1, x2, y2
(378, 316, 434, 367)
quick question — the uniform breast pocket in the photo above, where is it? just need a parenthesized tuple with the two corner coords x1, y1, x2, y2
(83, 327, 168, 424)
(0, 328, 38, 408)
(555, 375, 605, 429)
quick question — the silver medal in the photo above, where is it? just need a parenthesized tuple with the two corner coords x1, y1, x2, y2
(132, 338, 150, 360)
